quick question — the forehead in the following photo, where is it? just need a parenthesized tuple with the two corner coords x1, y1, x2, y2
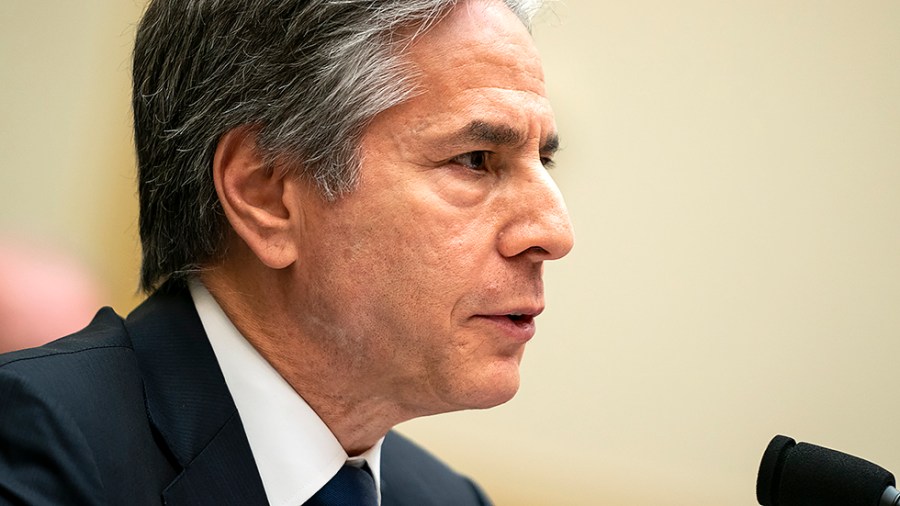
(392, 0, 553, 132)
(408, 1, 545, 88)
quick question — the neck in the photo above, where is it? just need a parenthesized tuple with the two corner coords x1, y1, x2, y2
(199, 260, 412, 455)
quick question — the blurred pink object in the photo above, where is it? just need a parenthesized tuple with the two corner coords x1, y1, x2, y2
(0, 241, 103, 354)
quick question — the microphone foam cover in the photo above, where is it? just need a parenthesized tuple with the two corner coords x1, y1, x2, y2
(757, 434, 896, 506)
(757, 435, 797, 506)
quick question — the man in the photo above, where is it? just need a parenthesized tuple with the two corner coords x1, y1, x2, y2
(0, 0, 573, 504)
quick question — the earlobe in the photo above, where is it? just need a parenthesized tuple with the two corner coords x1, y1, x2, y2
(213, 127, 299, 270)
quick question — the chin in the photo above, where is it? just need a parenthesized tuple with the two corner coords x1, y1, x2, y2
(454, 360, 523, 411)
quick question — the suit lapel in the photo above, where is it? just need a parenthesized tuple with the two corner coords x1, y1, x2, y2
(125, 281, 268, 505)
(161, 411, 269, 505)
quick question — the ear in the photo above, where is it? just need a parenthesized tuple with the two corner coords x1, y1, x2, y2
(212, 127, 300, 270)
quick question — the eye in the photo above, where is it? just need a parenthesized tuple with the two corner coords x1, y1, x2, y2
(450, 151, 489, 171)
(540, 156, 556, 169)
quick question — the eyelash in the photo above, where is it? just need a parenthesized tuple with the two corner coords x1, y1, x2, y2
(449, 151, 557, 171)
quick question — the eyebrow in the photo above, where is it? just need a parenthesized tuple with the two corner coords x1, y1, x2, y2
(456, 120, 560, 155)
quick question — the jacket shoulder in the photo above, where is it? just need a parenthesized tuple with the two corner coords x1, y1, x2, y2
(0, 307, 177, 504)
(0, 307, 130, 369)
(381, 431, 492, 506)
(0, 307, 141, 415)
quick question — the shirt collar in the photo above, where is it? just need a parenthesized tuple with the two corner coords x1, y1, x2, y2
(189, 279, 384, 506)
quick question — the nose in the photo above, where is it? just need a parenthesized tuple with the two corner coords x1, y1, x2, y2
(497, 164, 575, 262)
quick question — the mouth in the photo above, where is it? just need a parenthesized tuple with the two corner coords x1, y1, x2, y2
(473, 307, 543, 343)
(505, 313, 535, 326)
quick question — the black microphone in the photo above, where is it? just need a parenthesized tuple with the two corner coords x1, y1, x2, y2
(757, 434, 900, 506)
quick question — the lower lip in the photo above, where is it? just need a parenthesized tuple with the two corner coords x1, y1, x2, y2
(474, 315, 536, 343)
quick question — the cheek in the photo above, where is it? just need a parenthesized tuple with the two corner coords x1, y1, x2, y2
(316, 185, 501, 322)
(429, 170, 492, 209)
(391, 215, 492, 291)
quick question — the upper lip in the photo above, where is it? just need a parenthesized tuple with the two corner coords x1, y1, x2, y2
(481, 306, 544, 318)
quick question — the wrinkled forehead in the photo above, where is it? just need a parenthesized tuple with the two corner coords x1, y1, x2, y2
(406, 0, 547, 96)
(361, 0, 556, 157)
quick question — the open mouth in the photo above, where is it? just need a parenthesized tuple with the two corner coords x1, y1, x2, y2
(474, 312, 539, 341)
(505, 313, 534, 325)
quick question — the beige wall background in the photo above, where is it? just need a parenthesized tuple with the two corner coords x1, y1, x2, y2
(2, 1, 898, 504)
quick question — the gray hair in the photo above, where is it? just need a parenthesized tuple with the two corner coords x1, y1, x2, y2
(134, 0, 544, 293)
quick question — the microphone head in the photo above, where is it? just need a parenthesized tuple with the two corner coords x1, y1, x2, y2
(757, 435, 797, 506)
(757, 434, 896, 506)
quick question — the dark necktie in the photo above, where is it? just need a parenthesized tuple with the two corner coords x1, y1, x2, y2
(305, 463, 378, 506)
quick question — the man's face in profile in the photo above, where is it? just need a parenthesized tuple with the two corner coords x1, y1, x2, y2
(285, 0, 573, 416)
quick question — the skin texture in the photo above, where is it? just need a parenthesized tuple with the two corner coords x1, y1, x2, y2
(204, 0, 574, 455)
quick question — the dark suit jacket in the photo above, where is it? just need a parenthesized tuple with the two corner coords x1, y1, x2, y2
(0, 282, 491, 505)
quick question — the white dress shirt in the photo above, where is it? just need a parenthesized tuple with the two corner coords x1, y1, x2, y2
(189, 279, 383, 506)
